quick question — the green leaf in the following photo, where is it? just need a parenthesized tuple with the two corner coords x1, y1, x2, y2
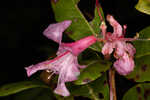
(122, 83, 150, 100)
(89, 73, 109, 100)
(0, 81, 49, 97)
(70, 73, 109, 100)
(75, 49, 111, 85)
(89, 3, 105, 51)
(14, 88, 54, 100)
(75, 59, 111, 85)
(134, 26, 150, 58)
(126, 26, 150, 82)
(51, 0, 103, 51)
(90, 2, 104, 35)
(126, 55, 150, 82)
(135, 0, 150, 15)
(55, 95, 74, 100)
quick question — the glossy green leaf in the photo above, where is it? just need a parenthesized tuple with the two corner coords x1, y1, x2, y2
(90, 2, 104, 35)
(123, 83, 150, 100)
(89, 3, 105, 51)
(55, 95, 74, 100)
(0, 81, 49, 97)
(126, 26, 150, 82)
(134, 26, 150, 58)
(75, 59, 111, 85)
(70, 73, 109, 100)
(126, 55, 150, 82)
(75, 49, 111, 85)
(89, 73, 109, 100)
(14, 88, 54, 100)
(51, 0, 103, 51)
(135, 0, 150, 15)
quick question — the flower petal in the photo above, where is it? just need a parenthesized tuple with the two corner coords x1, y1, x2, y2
(125, 43, 136, 57)
(54, 52, 81, 97)
(114, 53, 134, 76)
(43, 20, 72, 44)
(54, 83, 70, 97)
(114, 41, 126, 59)
(102, 42, 114, 55)
(107, 15, 123, 37)
(25, 51, 71, 77)
(25, 60, 52, 77)
(61, 36, 97, 56)
(57, 52, 80, 82)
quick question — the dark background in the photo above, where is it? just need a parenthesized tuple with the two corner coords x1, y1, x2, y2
(0, 0, 149, 100)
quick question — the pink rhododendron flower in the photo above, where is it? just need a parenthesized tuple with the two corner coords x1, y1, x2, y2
(100, 15, 136, 76)
(25, 20, 97, 96)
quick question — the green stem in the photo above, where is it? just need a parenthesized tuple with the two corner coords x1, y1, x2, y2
(86, 84, 100, 100)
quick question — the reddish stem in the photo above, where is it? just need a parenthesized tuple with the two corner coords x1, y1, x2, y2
(109, 68, 117, 100)
(96, 0, 104, 22)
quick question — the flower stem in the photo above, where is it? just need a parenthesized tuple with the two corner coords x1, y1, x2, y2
(109, 68, 117, 100)
(86, 84, 100, 100)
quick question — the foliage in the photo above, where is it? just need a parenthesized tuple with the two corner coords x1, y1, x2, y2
(126, 26, 150, 82)
(0, 0, 150, 100)
(135, 0, 150, 15)
(0, 81, 49, 97)
(123, 83, 150, 100)
(51, 0, 102, 51)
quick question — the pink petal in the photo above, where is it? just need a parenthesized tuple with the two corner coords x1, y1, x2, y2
(25, 60, 52, 77)
(57, 52, 80, 82)
(43, 20, 72, 44)
(102, 42, 114, 55)
(61, 36, 97, 56)
(107, 15, 123, 37)
(25, 51, 70, 77)
(114, 53, 134, 76)
(56, 44, 68, 56)
(125, 43, 136, 57)
(54, 83, 70, 97)
(53, 53, 83, 97)
(114, 41, 126, 59)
